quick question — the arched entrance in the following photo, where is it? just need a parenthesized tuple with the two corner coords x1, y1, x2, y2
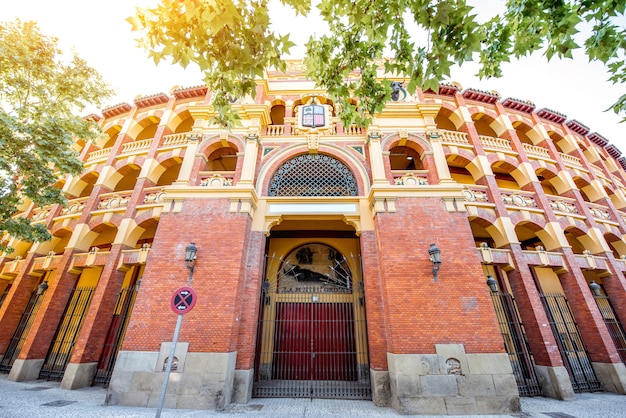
(253, 242, 370, 399)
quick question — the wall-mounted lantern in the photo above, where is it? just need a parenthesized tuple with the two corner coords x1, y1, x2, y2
(185, 242, 198, 281)
(486, 275, 499, 293)
(589, 280, 602, 297)
(428, 243, 441, 281)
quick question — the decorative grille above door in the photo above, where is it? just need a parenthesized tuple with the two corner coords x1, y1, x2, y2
(268, 154, 358, 197)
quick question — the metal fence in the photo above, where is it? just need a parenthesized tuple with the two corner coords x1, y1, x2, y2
(592, 293, 626, 364)
(489, 291, 542, 396)
(92, 281, 140, 386)
(39, 286, 96, 381)
(540, 293, 601, 392)
(0, 290, 44, 373)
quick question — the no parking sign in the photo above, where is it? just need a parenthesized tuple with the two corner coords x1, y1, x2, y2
(170, 286, 197, 314)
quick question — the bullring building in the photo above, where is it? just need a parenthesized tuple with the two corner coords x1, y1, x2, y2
(1, 61, 625, 415)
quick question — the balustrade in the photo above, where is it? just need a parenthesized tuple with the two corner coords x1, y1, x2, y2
(120, 138, 153, 155)
(86, 147, 111, 163)
(559, 153, 583, 168)
(522, 143, 551, 159)
(266, 125, 284, 136)
(479, 135, 513, 150)
(439, 130, 469, 144)
(345, 125, 365, 135)
(161, 132, 188, 147)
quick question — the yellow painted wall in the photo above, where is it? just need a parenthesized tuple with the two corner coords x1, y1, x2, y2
(534, 267, 563, 294)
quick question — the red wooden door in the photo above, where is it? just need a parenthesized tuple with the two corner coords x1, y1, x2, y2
(273, 302, 357, 381)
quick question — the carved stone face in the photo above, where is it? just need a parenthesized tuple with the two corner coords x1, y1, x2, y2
(446, 358, 461, 375)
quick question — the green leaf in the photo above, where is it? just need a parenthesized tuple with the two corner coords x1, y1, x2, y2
(126, 0, 626, 127)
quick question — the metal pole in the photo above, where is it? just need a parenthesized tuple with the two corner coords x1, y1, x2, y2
(156, 313, 183, 418)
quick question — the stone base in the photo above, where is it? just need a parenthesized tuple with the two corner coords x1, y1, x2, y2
(107, 347, 236, 410)
(593, 362, 626, 394)
(8, 358, 44, 382)
(534, 364, 574, 400)
(61, 362, 97, 389)
(232, 369, 254, 403)
(370, 369, 390, 406)
(387, 344, 520, 415)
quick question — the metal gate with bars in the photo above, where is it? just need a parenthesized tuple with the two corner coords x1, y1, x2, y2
(540, 292, 601, 392)
(592, 293, 626, 364)
(0, 289, 44, 373)
(489, 290, 542, 396)
(39, 286, 96, 380)
(93, 279, 140, 386)
(253, 249, 370, 399)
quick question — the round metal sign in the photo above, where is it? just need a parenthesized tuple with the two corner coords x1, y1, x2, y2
(170, 286, 197, 314)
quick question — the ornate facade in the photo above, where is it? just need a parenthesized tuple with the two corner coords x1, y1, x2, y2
(1, 61, 626, 415)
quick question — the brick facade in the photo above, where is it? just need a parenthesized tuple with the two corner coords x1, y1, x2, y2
(1, 62, 625, 414)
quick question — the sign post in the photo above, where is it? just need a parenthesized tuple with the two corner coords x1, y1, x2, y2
(155, 287, 197, 418)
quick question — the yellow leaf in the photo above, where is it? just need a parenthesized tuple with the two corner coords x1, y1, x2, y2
(126, 15, 143, 32)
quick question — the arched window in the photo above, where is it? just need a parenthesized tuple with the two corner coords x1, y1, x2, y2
(268, 154, 358, 196)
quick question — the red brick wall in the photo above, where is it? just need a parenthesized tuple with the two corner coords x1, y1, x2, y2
(234, 231, 266, 369)
(122, 197, 252, 353)
(373, 196, 504, 354)
(360, 230, 389, 370)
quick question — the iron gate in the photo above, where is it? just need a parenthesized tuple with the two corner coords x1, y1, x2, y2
(93, 277, 140, 386)
(39, 286, 95, 380)
(0, 289, 44, 373)
(489, 290, 542, 396)
(540, 293, 601, 392)
(592, 293, 626, 364)
(253, 250, 370, 399)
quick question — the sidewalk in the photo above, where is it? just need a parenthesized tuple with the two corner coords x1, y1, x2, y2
(1, 374, 625, 417)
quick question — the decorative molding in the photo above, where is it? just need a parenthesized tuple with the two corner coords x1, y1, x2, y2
(307, 133, 319, 153)
(501, 193, 537, 207)
(462, 189, 489, 202)
(98, 194, 130, 210)
(549, 199, 578, 214)
(143, 188, 166, 204)
(200, 173, 234, 187)
(394, 172, 428, 186)
(61, 200, 87, 216)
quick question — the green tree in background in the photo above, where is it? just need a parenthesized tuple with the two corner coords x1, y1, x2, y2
(0, 20, 113, 254)
(129, 0, 625, 128)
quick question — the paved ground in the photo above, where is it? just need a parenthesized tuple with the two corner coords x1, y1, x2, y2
(1, 374, 625, 417)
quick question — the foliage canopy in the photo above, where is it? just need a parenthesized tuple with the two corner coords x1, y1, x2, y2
(0, 20, 113, 254)
(129, 0, 625, 128)
(130, 0, 625, 128)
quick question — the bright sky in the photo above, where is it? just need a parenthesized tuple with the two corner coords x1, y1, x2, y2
(4, 1, 625, 149)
